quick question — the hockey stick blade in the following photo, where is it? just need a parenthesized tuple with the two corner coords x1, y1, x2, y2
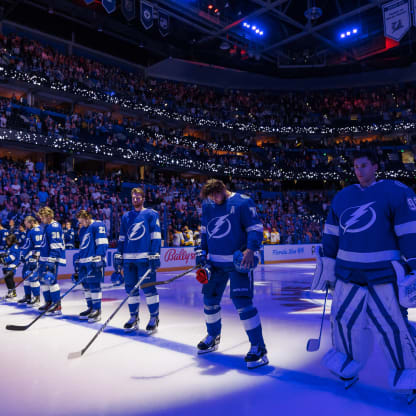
(306, 338, 320, 352)
(5, 324, 30, 331)
(68, 351, 83, 360)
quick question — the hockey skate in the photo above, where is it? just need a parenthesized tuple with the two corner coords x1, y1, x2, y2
(124, 315, 139, 332)
(17, 295, 31, 305)
(146, 316, 159, 335)
(27, 296, 40, 307)
(38, 301, 52, 312)
(197, 334, 220, 355)
(245, 345, 269, 369)
(79, 308, 92, 320)
(87, 309, 101, 323)
(5, 289, 17, 300)
(46, 302, 62, 316)
(341, 375, 359, 390)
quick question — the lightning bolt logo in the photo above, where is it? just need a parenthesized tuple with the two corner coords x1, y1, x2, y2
(207, 215, 232, 239)
(128, 221, 146, 241)
(340, 202, 377, 234)
(80, 233, 91, 250)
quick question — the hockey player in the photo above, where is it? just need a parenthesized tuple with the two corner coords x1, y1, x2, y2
(195, 179, 268, 369)
(0, 221, 9, 252)
(37, 207, 66, 315)
(172, 228, 184, 247)
(63, 221, 75, 249)
(17, 216, 43, 306)
(0, 234, 20, 299)
(311, 150, 416, 401)
(183, 226, 194, 246)
(117, 188, 161, 333)
(16, 224, 27, 247)
(76, 210, 108, 323)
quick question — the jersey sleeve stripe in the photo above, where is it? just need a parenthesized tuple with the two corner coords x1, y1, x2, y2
(50, 243, 65, 249)
(324, 224, 340, 236)
(337, 249, 401, 263)
(394, 221, 416, 237)
(246, 224, 263, 232)
(150, 232, 162, 240)
(95, 238, 109, 245)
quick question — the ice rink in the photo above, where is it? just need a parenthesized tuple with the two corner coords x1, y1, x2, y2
(0, 263, 415, 416)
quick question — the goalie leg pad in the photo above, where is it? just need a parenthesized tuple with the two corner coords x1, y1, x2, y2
(325, 280, 373, 378)
(367, 283, 416, 390)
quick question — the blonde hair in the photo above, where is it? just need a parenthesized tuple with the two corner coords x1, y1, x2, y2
(37, 206, 54, 219)
(76, 210, 92, 220)
(131, 187, 145, 196)
(24, 216, 38, 227)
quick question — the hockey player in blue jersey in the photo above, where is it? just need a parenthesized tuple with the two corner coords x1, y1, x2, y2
(76, 210, 108, 323)
(17, 216, 43, 306)
(0, 222, 9, 252)
(0, 234, 21, 299)
(117, 187, 161, 334)
(311, 150, 416, 401)
(37, 207, 66, 315)
(195, 179, 268, 369)
(63, 221, 75, 249)
(16, 224, 27, 247)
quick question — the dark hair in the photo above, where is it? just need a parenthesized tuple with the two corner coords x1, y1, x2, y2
(200, 179, 227, 199)
(352, 150, 378, 165)
(6, 234, 18, 246)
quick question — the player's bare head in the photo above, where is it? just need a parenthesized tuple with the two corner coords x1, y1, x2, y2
(76, 210, 92, 227)
(201, 179, 228, 204)
(353, 151, 378, 187)
(6, 233, 17, 247)
(37, 207, 54, 224)
(24, 216, 38, 229)
(131, 187, 145, 209)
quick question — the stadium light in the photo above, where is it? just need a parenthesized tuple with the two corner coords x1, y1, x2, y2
(339, 27, 360, 40)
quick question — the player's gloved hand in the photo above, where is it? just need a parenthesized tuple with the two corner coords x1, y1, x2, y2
(149, 254, 160, 272)
(92, 256, 106, 270)
(196, 266, 211, 285)
(71, 272, 79, 284)
(45, 262, 56, 274)
(310, 247, 336, 291)
(194, 247, 207, 267)
(28, 256, 38, 271)
(398, 271, 416, 308)
(0, 253, 7, 265)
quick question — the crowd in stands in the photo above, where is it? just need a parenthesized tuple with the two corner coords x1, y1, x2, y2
(2, 33, 416, 133)
(0, 156, 329, 246)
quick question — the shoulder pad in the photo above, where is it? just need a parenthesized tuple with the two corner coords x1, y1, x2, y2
(393, 180, 409, 190)
(51, 222, 59, 228)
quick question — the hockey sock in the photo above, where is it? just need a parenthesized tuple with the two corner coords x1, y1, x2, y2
(49, 284, 61, 303)
(204, 303, 221, 336)
(234, 300, 265, 348)
(90, 286, 102, 310)
(31, 281, 40, 297)
(128, 292, 140, 316)
(145, 291, 159, 317)
(41, 284, 51, 302)
(23, 281, 31, 297)
(84, 289, 92, 308)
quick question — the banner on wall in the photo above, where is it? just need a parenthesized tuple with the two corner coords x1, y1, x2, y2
(263, 244, 319, 263)
(158, 9, 170, 37)
(102, 0, 116, 14)
(121, 0, 136, 21)
(140, 0, 154, 30)
(383, 0, 410, 42)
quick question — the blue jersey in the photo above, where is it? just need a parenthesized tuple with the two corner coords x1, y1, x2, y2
(3, 244, 20, 271)
(16, 230, 27, 247)
(322, 180, 416, 283)
(63, 227, 75, 248)
(78, 220, 108, 265)
(21, 225, 43, 262)
(0, 228, 9, 251)
(118, 208, 161, 262)
(201, 193, 263, 267)
(39, 221, 66, 266)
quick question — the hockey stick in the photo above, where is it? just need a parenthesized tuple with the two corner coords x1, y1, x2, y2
(306, 286, 329, 352)
(68, 265, 199, 359)
(5, 274, 88, 331)
(139, 264, 200, 289)
(68, 268, 152, 359)
(0, 269, 36, 302)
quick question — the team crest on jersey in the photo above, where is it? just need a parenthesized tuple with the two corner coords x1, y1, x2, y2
(207, 215, 232, 239)
(340, 201, 377, 234)
(80, 233, 91, 250)
(128, 221, 146, 241)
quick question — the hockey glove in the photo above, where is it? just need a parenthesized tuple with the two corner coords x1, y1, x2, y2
(196, 266, 211, 285)
(233, 250, 259, 274)
(71, 272, 79, 284)
(310, 247, 336, 291)
(23, 268, 38, 282)
(149, 254, 161, 272)
(0, 253, 7, 265)
(27, 256, 38, 271)
(113, 252, 123, 272)
(398, 271, 416, 308)
(194, 247, 207, 267)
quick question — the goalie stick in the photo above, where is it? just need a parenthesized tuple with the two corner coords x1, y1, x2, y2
(306, 286, 329, 352)
(5, 274, 88, 331)
(68, 265, 198, 359)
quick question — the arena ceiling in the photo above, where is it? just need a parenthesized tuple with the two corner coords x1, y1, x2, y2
(2, 0, 416, 78)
